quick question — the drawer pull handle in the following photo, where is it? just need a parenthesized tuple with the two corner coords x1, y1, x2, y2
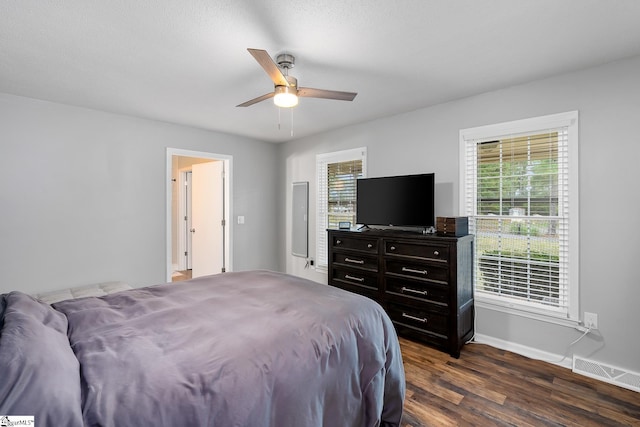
(402, 313, 428, 323)
(401, 287, 428, 296)
(367, 243, 373, 249)
(434, 250, 440, 256)
(345, 274, 364, 283)
(336, 239, 342, 245)
(344, 257, 364, 265)
(390, 246, 396, 251)
(402, 267, 428, 275)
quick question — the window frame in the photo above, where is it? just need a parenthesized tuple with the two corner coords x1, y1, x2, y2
(459, 111, 580, 324)
(315, 147, 367, 270)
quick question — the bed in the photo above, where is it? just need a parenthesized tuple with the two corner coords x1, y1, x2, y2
(0, 270, 405, 426)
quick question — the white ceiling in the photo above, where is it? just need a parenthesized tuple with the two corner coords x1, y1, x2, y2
(2, 1, 640, 143)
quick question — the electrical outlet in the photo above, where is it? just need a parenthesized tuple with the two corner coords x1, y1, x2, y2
(584, 312, 598, 329)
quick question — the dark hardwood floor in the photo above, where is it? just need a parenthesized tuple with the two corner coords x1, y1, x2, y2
(399, 337, 640, 426)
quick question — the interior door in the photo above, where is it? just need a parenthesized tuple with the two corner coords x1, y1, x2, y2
(191, 161, 225, 277)
(185, 171, 193, 270)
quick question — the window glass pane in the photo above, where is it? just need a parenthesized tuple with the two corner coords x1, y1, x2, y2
(478, 135, 559, 217)
(327, 159, 362, 229)
(474, 131, 564, 310)
(475, 217, 561, 307)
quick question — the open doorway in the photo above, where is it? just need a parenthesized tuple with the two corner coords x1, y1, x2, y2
(166, 148, 232, 282)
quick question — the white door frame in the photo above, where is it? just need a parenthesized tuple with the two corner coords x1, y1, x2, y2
(166, 148, 233, 282)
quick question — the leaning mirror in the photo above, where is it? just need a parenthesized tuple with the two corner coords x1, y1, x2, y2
(291, 182, 308, 257)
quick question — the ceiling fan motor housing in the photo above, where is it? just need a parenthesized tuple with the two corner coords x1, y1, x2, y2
(276, 53, 295, 69)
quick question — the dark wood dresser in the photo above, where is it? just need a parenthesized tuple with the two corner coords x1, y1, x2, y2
(328, 228, 474, 357)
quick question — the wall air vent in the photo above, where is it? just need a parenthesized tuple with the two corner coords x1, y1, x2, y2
(572, 356, 640, 393)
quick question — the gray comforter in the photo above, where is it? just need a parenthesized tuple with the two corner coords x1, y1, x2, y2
(0, 270, 405, 426)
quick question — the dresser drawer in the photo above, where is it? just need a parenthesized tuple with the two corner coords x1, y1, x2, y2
(385, 277, 449, 307)
(385, 240, 449, 262)
(387, 302, 448, 337)
(331, 267, 378, 290)
(332, 252, 378, 271)
(385, 259, 449, 284)
(332, 234, 378, 253)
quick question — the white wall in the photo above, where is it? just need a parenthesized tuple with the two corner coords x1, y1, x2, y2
(0, 93, 279, 294)
(278, 55, 640, 374)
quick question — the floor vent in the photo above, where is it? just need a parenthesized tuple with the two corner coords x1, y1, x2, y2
(573, 356, 640, 393)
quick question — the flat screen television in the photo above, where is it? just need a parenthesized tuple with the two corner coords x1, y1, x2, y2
(356, 173, 435, 228)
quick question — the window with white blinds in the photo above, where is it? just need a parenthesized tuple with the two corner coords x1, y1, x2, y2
(460, 112, 579, 321)
(316, 148, 367, 269)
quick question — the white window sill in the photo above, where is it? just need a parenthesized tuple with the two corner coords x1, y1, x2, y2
(475, 296, 581, 329)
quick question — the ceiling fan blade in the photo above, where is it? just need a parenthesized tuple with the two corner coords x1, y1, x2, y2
(297, 87, 357, 101)
(236, 92, 275, 107)
(247, 48, 290, 87)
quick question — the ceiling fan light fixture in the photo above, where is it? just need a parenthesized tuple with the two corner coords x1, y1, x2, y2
(274, 86, 298, 108)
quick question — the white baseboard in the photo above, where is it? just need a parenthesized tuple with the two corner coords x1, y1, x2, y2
(473, 333, 573, 369)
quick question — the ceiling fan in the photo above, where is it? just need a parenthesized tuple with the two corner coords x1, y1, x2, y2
(237, 48, 357, 108)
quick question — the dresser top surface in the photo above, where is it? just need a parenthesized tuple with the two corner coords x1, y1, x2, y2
(329, 228, 472, 242)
